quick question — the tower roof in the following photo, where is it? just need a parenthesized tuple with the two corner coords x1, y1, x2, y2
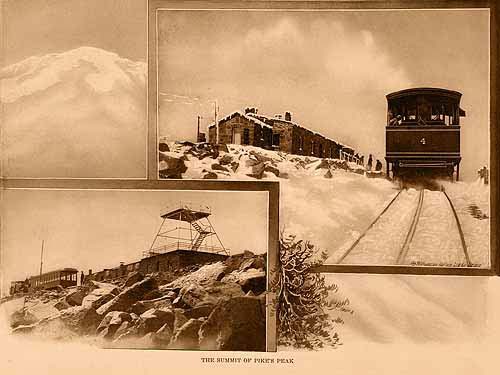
(160, 203, 211, 222)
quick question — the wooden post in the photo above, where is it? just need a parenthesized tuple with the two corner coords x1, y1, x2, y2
(456, 163, 460, 181)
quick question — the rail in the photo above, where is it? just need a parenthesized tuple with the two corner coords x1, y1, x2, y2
(142, 241, 228, 258)
(442, 188, 472, 267)
(396, 189, 425, 264)
(337, 189, 403, 263)
(337, 187, 471, 267)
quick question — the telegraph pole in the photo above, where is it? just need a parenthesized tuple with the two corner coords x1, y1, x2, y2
(39, 240, 44, 278)
(197, 115, 201, 142)
(214, 100, 219, 144)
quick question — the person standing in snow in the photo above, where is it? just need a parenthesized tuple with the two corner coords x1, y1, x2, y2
(367, 154, 373, 171)
(375, 159, 382, 171)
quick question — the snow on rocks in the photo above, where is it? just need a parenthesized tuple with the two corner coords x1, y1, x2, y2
(7, 252, 267, 351)
(158, 143, 368, 181)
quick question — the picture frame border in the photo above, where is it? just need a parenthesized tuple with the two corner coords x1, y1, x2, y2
(1, 179, 280, 352)
(147, 0, 499, 276)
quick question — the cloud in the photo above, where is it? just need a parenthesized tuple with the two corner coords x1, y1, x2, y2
(159, 14, 411, 158)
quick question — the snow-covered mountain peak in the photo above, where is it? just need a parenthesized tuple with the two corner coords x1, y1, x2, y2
(1, 46, 146, 103)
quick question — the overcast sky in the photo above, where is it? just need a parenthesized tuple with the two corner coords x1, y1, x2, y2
(158, 9, 489, 181)
(1, 189, 268, 294)
(1, 0, 147, 67)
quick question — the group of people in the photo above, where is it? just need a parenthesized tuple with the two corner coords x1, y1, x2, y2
(365, 154, 383, 172)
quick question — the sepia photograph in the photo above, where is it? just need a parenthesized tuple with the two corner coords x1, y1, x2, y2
(0, 0, 148, 178)
(0, 188, 271, 352)
(1, 0, 499, 374)
(153, 7, 491, 270)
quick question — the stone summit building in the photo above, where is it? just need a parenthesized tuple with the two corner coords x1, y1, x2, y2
(208, 108, 348, 159)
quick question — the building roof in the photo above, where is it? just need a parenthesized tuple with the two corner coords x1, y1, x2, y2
(209, 111, 273, 130)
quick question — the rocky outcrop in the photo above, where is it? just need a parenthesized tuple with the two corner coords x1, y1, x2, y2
(8, 252, 267, 351)
(137, 308, 174, 336)
(170, 318, 204, 349)
(199, 297, 266, 351)
(96, 277, 158, 316)
(65, 290, 85, 306)
(159, 155, 188, 179)
(60, 305, 102, 335)
(125, 272, 144, 288)
(82, 282, 119, 309)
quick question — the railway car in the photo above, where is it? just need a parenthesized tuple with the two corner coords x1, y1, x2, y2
(385, 87, 466, 181)
(28, 268, 78, 292)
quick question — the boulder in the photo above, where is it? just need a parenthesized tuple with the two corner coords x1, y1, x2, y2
(159, 156, 187, 179)
(238, 256, 265, 272)
(324, 169, 333, 179)
(137, 308, 175, 335)
(211, 163, 230, 173)
(158, 143, 170, 152)
(82, 282, 119, 309)
(219, 154, 233, 165)
(176, 281, 244, 309)
(184, 303, 216, 319)
(173, 309, 188, 334)
(153, 323, 173, 346)
(142, 289, 162, 301)
(230, 162, 239, 172)
(65, 290, 85, 306)
(60, 305, 102, 335)
(222, 269, 266, 295)
(96, 311, 131, 337)
(97, 277, 158, 316)
(130, 301, 148, 316)
(202, 172, 218, 179)
(199, 297, 266, 351)
(125, 272, 144, 288)
(54, 298, 72, 311)
(246, 162, 265, 179)
(113, 322, 140, 342)
(224, 251, 256, 272)
(264, 164, 280, 177)
(113, 320, 131, 340)
(170, 318, 203, 349)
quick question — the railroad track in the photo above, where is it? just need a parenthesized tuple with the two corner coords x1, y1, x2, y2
(338, 186, 471, 266)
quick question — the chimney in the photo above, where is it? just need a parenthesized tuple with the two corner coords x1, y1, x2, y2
(88, 269, 92, 275)
(285, 111, 292, 121)
(245, 107, 257, 114)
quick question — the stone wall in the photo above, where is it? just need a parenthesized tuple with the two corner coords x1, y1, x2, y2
(139, 250, 228, 274)
(88, 251, 228, 283)
(271, 121, 294, 153)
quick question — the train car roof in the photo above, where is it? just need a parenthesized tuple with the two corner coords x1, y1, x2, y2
(386, 87, 463, 101)
(29, 268, 78, 278)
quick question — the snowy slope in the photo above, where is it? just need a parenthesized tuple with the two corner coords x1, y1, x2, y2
(1, 47, 147, 177)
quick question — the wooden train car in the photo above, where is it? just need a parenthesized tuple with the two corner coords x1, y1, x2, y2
(28, 268, 78, 292)
(385, 87, 466, 181)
